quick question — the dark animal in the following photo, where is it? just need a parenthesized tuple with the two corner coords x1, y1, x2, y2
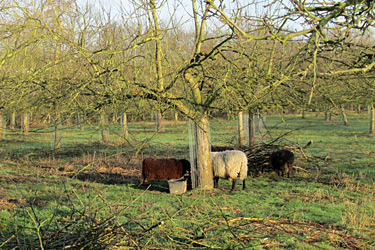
(210, 150, 248, 191)
(141, 158, 191, 185)
(211, 146, 235, 152)
(270, 149, 294, 178)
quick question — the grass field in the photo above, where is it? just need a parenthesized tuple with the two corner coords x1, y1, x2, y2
(0, 112, 374, 249)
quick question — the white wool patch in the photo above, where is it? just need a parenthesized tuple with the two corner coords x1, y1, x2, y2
(210, 150, 248, 181)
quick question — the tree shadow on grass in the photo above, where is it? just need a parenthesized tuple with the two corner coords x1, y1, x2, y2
(69, 172, 138, 185)
(131, 181, 170, 193)
(69, 172, 170, 192)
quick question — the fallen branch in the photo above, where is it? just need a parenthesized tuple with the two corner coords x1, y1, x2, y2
(204, 217, 278, 233)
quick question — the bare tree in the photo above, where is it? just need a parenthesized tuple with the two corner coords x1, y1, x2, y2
(2, 0, 375, 189)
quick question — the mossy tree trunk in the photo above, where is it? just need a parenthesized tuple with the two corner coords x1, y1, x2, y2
(248, 110, 255, 150)
(80, 114, 84, 132)
(180, 1, 214, 189)
(22, 112, 29, 135)
(100, 112, 108, 144)
(54, 117, 62, 151)
(325, 106, 332, 121)
(370, 103, 375, 136)
(238, 111, 245, 146)
(122, 112, 129, 138)
(340, 105, 348, 125)
(0, 112, 3, 140)
(189, 115, 213, 189)
(150, 0, 164, 133)
(10, 111, 15, 130)
(155, 111, 163, 132)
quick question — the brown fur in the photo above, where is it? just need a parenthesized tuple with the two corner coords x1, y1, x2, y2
(141, 158, 190, 184)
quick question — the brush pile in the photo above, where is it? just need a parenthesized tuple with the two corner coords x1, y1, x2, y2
(241, 139, 316, 176)
(242, 142, 280, 176)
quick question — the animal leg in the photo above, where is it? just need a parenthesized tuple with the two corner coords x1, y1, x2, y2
(286, 163, 291, 178)
(277, 170, 281, 176)
(231, 179, 237, 191)
(281, 163, 287, 177)
(214, 177, 219, 188)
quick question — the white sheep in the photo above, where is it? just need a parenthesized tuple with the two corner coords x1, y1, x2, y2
(210, 150, 248, 191)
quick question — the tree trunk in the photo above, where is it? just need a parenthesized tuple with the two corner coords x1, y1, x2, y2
(100, 113, 108, 144)
(174, 112, 179, 122)
(122, 113, 129, 138)
(54, 117, 62, 150)
(325, 106, 332, 121)
(80, 114, 84, 132)
(190, 115, 213, 190)
(76, 114, 80, 126)
(10, 111, 15, 130)
(0, 113, 3, 140)
(76, 113, 84, 131)
(22, 113, 29, 135)
(150, 1, 165, 134)
(340, 105, 348, 125)
(370, 103, 375, 136)
(255, 112, 262, 132)
(156, 111, 163, 132)
(247, 110, 255, 150)
(238, 111, 245, 146)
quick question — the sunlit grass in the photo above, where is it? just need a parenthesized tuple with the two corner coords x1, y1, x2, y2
(0, 112, 374, 249)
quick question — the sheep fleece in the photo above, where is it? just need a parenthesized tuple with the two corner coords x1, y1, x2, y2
(210, 150, 248, 181)
(141, 158, 186, 183)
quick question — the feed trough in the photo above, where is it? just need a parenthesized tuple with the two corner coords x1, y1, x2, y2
(168, 177, 187, 194)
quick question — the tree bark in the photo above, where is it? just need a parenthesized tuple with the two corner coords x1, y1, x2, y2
(340, 105, 348, 125)
(54, 117, 62, 150)
(79, 113, 84, 132)
(370, 103, 375, 136)
(247, 110, 255, 150)
(100, 113, 108, 144)
(10, 111, 15, 130)
(156, 111, 163, 132)
(255, 112, 262, 132)
(150, 0, 164, 133)
(76, 114, 80, 126)
(0, 113, 3, 140)
(22, 113, 29, 135)
(325, 107, 332, 121)
(238, 111, 245, 146)
(191, 115, 213, 190)
(122, 112, 129, 138)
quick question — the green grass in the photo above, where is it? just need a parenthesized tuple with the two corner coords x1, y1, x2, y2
(0, 112, 374, 249)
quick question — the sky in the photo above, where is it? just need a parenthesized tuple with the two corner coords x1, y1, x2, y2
(75, 0, 301, 33)
(76, 0, 274, 28)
